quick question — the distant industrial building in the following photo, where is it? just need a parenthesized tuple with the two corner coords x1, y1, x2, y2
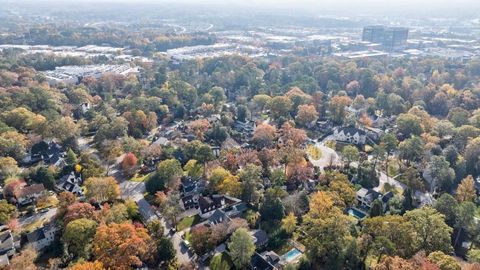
(362, 26, 409, 51)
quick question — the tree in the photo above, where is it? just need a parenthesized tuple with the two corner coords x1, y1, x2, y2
(210, 253, 233, 270)
(398, 136, 424, 164)
(190, 225, 213, 255)
(259, 189, 285, 222)
(209, 167, 232, 193)
(396, 113, 423, 137)
(0, 157, 19, 181)
(237, 105, 248, 122)
(31, 166, 55, 190)
(84, 177, 120, 203)
(145, 159, 183, 194)
(341, 145, 359, 168)
(369, 199, 384, 217)
(465, 137, 480, 176)
(63, 218, 98, 260)
(157, 237, 176, 264)
(69, 261, 105, 270)
(121, 152, 138, 177)
(1, 107, 46, 133)
(64, 202, 97, 226)
(8, 245, 37, 270)
(228, 228, 256, 269)
(0, 200, 16, 224)
(253, 123, 276, 148)
(328, 95, 352, 124)
(454, 202, 476, 247)
(375, 256, 416, 270)
(404, 207, 453, 254)
(92, 222, 151, 270)
(220, 175, 242, 198)
(281, 212, 297, 234)
(456, 175, 477, 202)
(65, 148, 78, 166)
(426, 156, 455, 193)
(296, 104, 319, 127)
(0, 131, 28, 160)
(268, 96, 293, 120)
(435, 193, 459, 226)
(160, 191, 182, 229)
(239, 164, 263, 204)
(428, 251, 461, 270)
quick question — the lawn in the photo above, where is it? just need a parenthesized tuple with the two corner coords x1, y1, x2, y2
(130, 172, 152, 182)
(177, 214, 202, 231)
(307, 145, 322, 160)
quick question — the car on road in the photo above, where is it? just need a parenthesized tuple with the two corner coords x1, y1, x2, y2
(39, 208, 49, 213)
(182, 240, 190, 249)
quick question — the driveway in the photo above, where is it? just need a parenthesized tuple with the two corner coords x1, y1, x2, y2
(171, 228, 195, 264)
(374, 172, 406, 193)
(309, 142, 342, 171)
(18, 207, 57, 228)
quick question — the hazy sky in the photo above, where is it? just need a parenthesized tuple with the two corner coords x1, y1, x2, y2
(6, 0, 480, 17)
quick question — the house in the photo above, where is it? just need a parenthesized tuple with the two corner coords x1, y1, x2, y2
(23, 141, 65, 167)
(208, 209, 231, 225)
(80, 102, 91, 114)
(180, 176, 198, 195)
(259, 251, 282, 269)
(181, 194, 198, 210)
(56, 171, 83, 196)
(13, 184, 45, 206)
(332, 127, 366, 145)
(356, 188, 394, 211)
(225, 202, 248, 218)
(250, 252, 278, 270)
(0, 226, 16, 257)
(250, 229, 268, 249)
(198, 195, 242, 219)
(137, 198, 159, 223)
(26, 223, 58, 251)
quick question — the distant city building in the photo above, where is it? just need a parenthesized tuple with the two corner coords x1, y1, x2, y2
(362, 26, 409, 51)
(383, 27, 409, 50)
(362, 25, 385, 44)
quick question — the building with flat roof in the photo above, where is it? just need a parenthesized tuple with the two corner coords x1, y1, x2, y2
(362, 26, 409, 51)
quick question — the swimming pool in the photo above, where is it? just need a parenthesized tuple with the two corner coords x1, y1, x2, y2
(347, 207, 367, 219)
(282, 248, 302, 262)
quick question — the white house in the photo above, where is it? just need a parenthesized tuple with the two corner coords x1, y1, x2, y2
(26, 223, 58, 251)
(332, 127, 367, 145)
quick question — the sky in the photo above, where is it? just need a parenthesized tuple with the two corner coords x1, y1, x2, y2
(5, 0, 480, 17)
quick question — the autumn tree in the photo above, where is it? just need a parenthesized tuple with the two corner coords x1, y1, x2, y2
(296, 104, 319, 127)
(281, 212, 297, 234)
(268, 96, 293, 120)
(84, 177, 120, 203)
(0, 157, 19, 181)
(69, 261, 105, 270)
(457, 175, 477, 202)
(121, 152, 138, 177)
(8, 245, 37, 270)
(64, 202, 97, 226)
(0, 200, 16, 225)
(404, 207, 453, 254)
(92, 222, 151, 270)
(328, 95, 352, 124)
(252, 123, 276, 148)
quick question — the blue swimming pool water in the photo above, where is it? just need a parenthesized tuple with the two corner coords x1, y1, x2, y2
(347, 207, 367, 219)
(283, 248, 302, 262)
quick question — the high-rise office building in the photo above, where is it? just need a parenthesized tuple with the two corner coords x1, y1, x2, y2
(383, 27, 409, 49)
(362, 26, 409, 51)
(362, 25, 385, 43)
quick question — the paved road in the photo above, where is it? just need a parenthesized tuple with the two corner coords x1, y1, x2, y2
(374, 172, 406, 193)
(171, 229, 195, 264)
